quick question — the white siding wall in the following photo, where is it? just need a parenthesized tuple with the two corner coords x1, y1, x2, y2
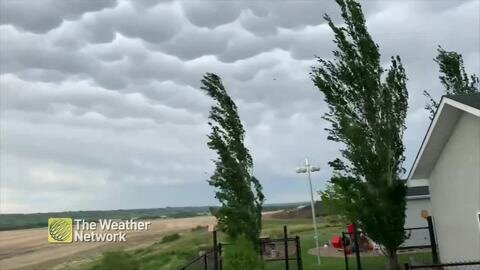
(403, 197, 432, 247)
(429, 112, 480, 262)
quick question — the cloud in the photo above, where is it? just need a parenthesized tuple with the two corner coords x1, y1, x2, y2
(93, 1, 183, 44)
(0, 0, 478, 213)
(0, 0, 117, 33)
(180, 1, 245, 28)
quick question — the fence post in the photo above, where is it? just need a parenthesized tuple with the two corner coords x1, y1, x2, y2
(204, 252, 208, 270)
(404, 263, 410, 270)
(426, 216, 439, 264)
(213, 230, 218, 270)
(284, 225, 290, 270)
(259, 238, 263, 260)
(295, 236, 303, 270)
(218, 243, 223, 270)
(353, 224, 362, 270)
(342, 232, 349, 270)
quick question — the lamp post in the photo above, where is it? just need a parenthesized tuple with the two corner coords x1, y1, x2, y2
(296, 158, 321, 266)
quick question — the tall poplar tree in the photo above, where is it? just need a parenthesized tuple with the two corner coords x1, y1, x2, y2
(424, 46, 480, 118)
(201, 73, 264, 246)
(311, 1, 408, 269)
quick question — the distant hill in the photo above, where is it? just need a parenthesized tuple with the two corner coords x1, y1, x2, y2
(0, 206, 211, 231)
(0, 202, 306, 230)
(266, 201, 326, 219)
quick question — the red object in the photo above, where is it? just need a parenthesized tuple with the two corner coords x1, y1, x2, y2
(367, 241, 374, 251)
(347, 223, 356, 234)
(331, 236, 343, 248)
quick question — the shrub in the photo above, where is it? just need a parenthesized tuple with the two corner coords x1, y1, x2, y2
(161, 233, 181, 243)
(191, 225, 207, 232)
(91, 251, 140, 270)
(223, 235, 264, 270)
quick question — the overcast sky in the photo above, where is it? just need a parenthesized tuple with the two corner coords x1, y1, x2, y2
(0, 0, 479, 214)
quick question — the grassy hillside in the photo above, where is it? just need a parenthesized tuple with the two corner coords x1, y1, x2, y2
(0, 202, 306, 230)
(0, 207, 211, 230)
(56, 217, 431, 270)
(267, 201, 326, 219)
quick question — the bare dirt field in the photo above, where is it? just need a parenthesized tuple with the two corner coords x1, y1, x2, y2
(0, 216, 215, 270)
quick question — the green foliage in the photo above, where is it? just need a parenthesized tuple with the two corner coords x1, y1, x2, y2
(91, 251, 140, 270)
(424, 46, 480, 118)
(320, 182, 355, 223)
(223, 235, 264, 270)
(311, 0, 408, 269)
(160, 233, 181, 243)
(201, 73, 265, 245)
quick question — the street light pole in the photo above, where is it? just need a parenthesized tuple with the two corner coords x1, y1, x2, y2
(306, 158, 321, 266)
(296, 158, 321, 266)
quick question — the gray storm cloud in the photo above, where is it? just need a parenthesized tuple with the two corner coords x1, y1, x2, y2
(0, 0, 478, 213)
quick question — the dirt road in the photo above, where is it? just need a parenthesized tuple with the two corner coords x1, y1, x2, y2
(0, 216, 215, 270)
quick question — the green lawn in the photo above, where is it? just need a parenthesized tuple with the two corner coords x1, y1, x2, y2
(60, 217, 431, 270)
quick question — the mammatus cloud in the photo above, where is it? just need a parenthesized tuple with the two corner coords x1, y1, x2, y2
(0, 0, 478, 213)
(0, 0, 118, 33)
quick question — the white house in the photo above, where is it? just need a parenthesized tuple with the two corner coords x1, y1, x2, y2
(403, 182, 432, 248)
(408, 94, 480, 262)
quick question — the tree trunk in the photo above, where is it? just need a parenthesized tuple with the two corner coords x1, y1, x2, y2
(387, 250, 401, 270)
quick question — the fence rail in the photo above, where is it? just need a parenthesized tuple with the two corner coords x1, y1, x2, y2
(405, 261, 480, 269)
(342, 217, 439, 270)
(180, 249, 216, 270)
(180, 225, 302, 270)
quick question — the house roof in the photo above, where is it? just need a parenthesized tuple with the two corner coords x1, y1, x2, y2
(408, 93, 480, 180)
(446, 94, 480, 110)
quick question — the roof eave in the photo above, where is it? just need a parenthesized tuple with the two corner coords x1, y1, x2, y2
(408, 96, 480, 180)
(407, 195, 430, 200)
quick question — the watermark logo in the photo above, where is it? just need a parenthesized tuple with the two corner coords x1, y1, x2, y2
(48, 218, 73, 243)
(47, 218, 151, 243)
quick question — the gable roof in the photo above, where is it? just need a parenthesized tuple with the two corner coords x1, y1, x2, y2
(446, 94, 480, 110)
(408, 93, 480, 180)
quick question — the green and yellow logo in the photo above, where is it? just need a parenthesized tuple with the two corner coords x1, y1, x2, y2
(48, 218, 73, 243)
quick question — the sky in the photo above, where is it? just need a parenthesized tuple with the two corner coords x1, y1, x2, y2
(0, 0, 479, 214)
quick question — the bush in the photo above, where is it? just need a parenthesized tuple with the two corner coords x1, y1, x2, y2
(161, 233, 181, 243)
(223, 235, 264, 270)
(91, 251, 140, 270)
(191, 225, 207, 232)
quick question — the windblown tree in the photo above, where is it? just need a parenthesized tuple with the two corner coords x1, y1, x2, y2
(424, 46, 480, 118)
(311, 1, 408, 269)
(201, 73, 264, 247)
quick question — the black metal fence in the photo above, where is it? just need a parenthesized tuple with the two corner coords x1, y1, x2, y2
(399, 226, 431, 250)
(342, 217, 439, 270)
(180, 249, 217, 270)
(405, 261, 480, 269)
(341, 231, 362, 270)
(398, 225, 436, 266)
(180, 225, 302, 270)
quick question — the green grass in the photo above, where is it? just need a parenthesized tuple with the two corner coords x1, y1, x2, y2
(160, 233, 181, 243)
(61, 217, 432, 270)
